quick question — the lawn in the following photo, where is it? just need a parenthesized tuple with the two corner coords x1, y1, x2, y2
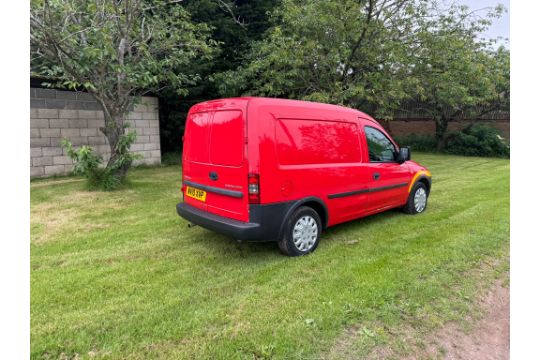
(30, 153, 509, 359)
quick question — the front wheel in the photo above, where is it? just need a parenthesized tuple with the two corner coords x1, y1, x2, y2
(278, 206, 321, 256)
(403, 182, 429, 214)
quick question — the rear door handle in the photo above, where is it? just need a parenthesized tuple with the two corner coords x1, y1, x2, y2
(373, 172, 380, 180)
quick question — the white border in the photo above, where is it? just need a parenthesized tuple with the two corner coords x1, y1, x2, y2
(1, 1, 536, 358)
(510, 0, 540, 358)
(0, 1, 30, 359)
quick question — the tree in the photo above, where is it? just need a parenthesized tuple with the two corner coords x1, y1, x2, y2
(409, 2, 509, 151)
(31, 0, 215, 180)
(217, 0, 422, 119)
(218, 0, 509, 152)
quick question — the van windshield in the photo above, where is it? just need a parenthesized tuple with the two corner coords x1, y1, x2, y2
(185, 110, 244, 167)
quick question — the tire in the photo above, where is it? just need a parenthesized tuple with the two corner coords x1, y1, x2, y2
(403, 182, 429, 214)
(278, 206, 322, 256)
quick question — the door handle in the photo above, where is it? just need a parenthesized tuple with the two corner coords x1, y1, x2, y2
(209, 171, 218, 181)
(373, 172, 380, 180)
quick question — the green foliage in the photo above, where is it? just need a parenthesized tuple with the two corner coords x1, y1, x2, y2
(61, 141, 102, 175)
(110, 129, 142, 170)
(61, 129, 142, 191)
(217, 0, 509, 149)
(62, 140, 119, 191)
(394, 134, 437, 152)
(395, 124, 510, 157)
(446, 124, 510, 158)
(31, 0, 511, 158)
(216, 0, 421, 118)
(31, 0, 215, 99)
(405, 2, 509, 149)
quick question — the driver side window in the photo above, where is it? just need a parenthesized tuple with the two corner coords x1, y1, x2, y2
(365, 126, 396, 162)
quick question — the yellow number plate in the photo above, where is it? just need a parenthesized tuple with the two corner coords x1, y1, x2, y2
(185, 186, 207, 202)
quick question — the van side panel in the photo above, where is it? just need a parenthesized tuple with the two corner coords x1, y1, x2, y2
(275, 119, 361, 165)
(249, 99, 371, 226)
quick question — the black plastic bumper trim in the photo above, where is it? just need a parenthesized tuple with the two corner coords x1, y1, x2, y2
(176, 203, 259, 240)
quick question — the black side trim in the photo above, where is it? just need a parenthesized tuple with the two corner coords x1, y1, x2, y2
(370, 182, 408, 193)
(328, 182, 408, 199)
(184, 180, 243, 199)
(328, 188, 369, 199)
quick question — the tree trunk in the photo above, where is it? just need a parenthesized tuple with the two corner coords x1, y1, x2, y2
(100, 112, 131, 180)
(435, 117, 448, 152)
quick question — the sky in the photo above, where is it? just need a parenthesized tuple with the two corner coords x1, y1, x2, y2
(458, 0, 510, 47)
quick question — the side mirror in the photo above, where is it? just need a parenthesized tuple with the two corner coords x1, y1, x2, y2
(397, 147, 411, 163)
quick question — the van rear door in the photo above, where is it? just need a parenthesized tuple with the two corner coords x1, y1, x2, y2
(182, 107, 249, 222)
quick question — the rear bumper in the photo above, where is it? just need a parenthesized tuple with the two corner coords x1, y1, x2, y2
(176, 201, 295, 242)
(176, 203, 261, 240)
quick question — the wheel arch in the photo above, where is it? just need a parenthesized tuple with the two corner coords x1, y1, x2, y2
(278, 196, 329, 239)
(415, 175, 432, 194)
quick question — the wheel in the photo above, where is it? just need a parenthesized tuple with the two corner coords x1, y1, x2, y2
(403, 182, 429, 214)
(278, 206, 322, 256)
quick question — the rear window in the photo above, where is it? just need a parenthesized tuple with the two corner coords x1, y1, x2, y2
(185, 110, 244, 166)
(276, 119, 361, 165)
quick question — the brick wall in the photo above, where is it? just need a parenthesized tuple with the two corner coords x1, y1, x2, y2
(30, 88, 161, 177)
(383, 118, 510, 140)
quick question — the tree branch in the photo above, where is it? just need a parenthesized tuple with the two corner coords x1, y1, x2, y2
(217, 0, 246, 27)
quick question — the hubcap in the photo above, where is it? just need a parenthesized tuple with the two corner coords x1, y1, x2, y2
(413, 187, 427, 212)
(292, 215, 318, 251)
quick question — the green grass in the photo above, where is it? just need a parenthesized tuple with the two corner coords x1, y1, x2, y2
(31, 153, 509, 359)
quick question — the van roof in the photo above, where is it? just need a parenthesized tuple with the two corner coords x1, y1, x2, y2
(190, 96, 379, 124)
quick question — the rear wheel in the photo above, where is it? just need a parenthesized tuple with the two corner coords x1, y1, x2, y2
(278, 206, 321, 256)
(403, 182, 429, 214)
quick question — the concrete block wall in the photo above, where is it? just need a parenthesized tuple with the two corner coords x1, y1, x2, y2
(30, 88, 161, 177)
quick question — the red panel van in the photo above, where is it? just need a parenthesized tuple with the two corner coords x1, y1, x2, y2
(176, 97, 432, 256)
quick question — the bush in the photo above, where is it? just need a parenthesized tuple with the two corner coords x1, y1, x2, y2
(445, 123, 510, 158)
(61, 129, 142, 191)
(394, 134, 437, 152)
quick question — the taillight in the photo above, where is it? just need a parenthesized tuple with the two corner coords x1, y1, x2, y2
(248, 173, 260, 204)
